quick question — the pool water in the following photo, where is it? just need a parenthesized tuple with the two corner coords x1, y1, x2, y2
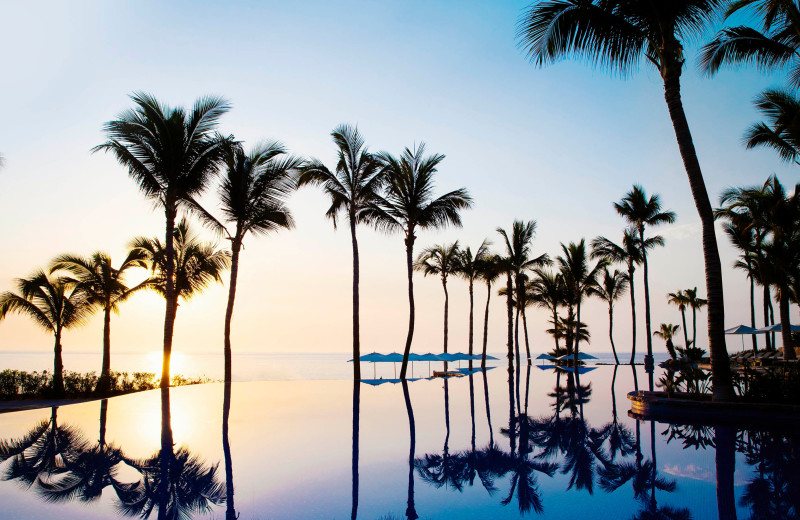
(0, 364, 796, 519)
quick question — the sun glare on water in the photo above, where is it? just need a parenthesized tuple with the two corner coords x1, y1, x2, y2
(145, 350, 190, 378)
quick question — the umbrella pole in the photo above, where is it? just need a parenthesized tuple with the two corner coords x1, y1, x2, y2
(374, 362, 376, 379)
(394, 363, 397, 378)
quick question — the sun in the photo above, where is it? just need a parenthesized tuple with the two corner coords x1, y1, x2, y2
(145, 350, 188, 379)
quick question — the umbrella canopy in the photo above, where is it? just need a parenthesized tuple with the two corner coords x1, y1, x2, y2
(557, 366, 597, 374)
(361, 378, 421, 386)
(348, 352, 388, 362)
(536, 365, 557, 371)
(724, 325, 758, 334)
(449, 353, 473, 361)
(556, 352, 597, 360)
(410, 353, 444, 361)
(535, 354, 557, 360)
(381, 353, 405, 362)
(455, 366, 497, 375)
(755, 323, 800, 333)
(437, 353, 460, 362)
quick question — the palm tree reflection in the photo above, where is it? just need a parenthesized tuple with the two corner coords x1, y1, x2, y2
(402, 380, 419, 520)
(222, 382, 237, 520)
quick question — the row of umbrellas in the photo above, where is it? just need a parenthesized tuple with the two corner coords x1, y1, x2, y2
(350, 352, 500, 363)
(361, 366, 497, 386)
(534, 352, 598, 361)
(725, 323, 800, 350)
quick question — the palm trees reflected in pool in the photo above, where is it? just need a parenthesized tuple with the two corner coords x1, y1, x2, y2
(0, 366, 798, 519)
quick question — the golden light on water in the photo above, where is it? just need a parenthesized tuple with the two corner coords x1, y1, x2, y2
(145, 350, 189, 378)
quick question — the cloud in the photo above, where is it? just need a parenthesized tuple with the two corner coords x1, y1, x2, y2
(662, 464, 713, 482)
(659, 223, 702, 241)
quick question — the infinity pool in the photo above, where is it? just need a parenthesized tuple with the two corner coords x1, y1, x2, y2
(0, 364, 796, 519)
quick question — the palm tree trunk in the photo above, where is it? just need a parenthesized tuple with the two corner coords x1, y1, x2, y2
(400, 235, 416, 379)
(223, 239, 241, 384)
(481, 282, 491, 369)
(628, 265, 637, 364)
(640, 229, 654, 371)
(553, 307, 560, 351)
(768, 295, 776, 348)
(53, 327, 64, 396)
(161, 204, 178, 389)
(662, 70, 732, 401)
(715, 426, 737, 520)
(443, 278, 449, 354)
(522, 308, 531, 362)
(514, 305, 521, 366)
(350, 219, 361, 380)
(692, 306, 698, 348)
(99, 398, 108, 446)
(506, 274, 514, 362)
(468, 279, 474, 369)
(97, 305, 112, 394)
(681, 309, 689, 349)
(763, 285, 773, 351)
(351, 378, 360, 520)
(609, 304, 619, 364)
(158, 386, 173, 520)
(222, 382, 236, 520)
(483, 368, 493, 446)
(573, 300, 581, 366)
(749, 275, 757, 351)
(402, 380, 417, 520)
(779, 289, 796, 360)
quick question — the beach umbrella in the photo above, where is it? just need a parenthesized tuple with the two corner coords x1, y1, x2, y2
(535, 354, 557, 360)
(724, 325, 758, 350)
(361, 378, 421, 386)
(536, 365, 557, 371)
(455, 366, 497, 375)
(557, 366, 597, 375)
(755, 323, 800, 333)
(347, 352, 388, 378)
(382, 353, 405, 378)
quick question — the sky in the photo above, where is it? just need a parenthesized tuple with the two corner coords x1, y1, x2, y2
(0, 0, 797, 366)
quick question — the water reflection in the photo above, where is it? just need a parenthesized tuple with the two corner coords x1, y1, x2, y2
(222, 382, 236, 520)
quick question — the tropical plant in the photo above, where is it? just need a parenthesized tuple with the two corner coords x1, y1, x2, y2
(477, 254, 503, 368)
(654, 323, 681, 361)
(416, 242, 461, 355)
(298, 125, 384, 380)
(592, 229, 649, 364)
(721, 219, 761, 351)
(667, 290, 691, 350)
(614, 186, 675, 368)
(517, 0, 734, 401)
(589, 268, 629, 364)
(684, 287, 708, 350)
(50, 251, 149, 393)
(530, 268, 568, 353)
(455, 240, 491, 363)
(366, 144, 472, 378)
(0, 272, 92, 396)
(130, 217, 230, 325)
(557, 240, 606, 364)
(218, 141, 300, 383)
(94, 92, 231, 388)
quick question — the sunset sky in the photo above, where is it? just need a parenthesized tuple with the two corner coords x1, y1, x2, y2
(0, 0, 795, 365)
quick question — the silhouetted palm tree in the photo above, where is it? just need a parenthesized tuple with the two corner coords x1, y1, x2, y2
(592, 229, 647, 364)
(401, 380, 419, 520)
(298, 125, 383, 380)
(416, 242, 461, 356)
(221, 383, 236, 520)
(531, 268, 567, 353)
(0, 272, 92, 396)
(455, 240, 491, 366)
(518, 0, 732, 400)
(590, 268, 629, 364)
(94, 92, 230, 388)
(557, 240, 605, 365)
(477, 255, 503, 368)
(615, 186, 675, 371)
(131, 218, 230, 339)
(667, 290, 691, 350)
(367, 144, 471, 378)
(218, 141, 300, 383)
(721, 218, 760, 350)
(654, 324, 681, 360)
(497, 220, 550, 363)
(50, 251, 149, 392)
(596, 366, 636, 463)
(684, 288, 708, 349)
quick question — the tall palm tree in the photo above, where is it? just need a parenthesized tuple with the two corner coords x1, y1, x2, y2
(654, 323, 681, 361)
(557, 240, 606, 365)
(366, 144, 472, 379)
(530, 268, 567, 353)
(667, 290, 691, 349)
(589, 268, 629, 364)
(614, 186, 675, 370)
(94, 92, 230, 388)
(497, 220, 550, 363)
(518, 0, 734, 401)
(0, 272, 92, 396)
(477, 254, 503, 368)
(455, 240, 491, 365)
(218, 142, 300, 383)
(702, 1, 800, 89)
(415, 242, 461, 355)
(298, 125, 383, 380)
(592, 229, 647, 364)
(50, 251, 149, 393)
(721, 219, 761, 351)
(131, 218, 231, 345)
(684, 287, 708, 349)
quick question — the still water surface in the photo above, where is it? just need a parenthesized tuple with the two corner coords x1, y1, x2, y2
(0, 363, 796, 519)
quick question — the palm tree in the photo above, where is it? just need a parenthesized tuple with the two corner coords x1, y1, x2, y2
(416, 242, 461, 355)
(667, 290, 691, 349)
(298, 125, 383, 380)
(702, 1, 800, 89)
(684, 287, 708, 349)
(50, 251, 149, 393)
(94, 92, 230, 388)
(722, 220, 760, 351)
(366, 144, 472, 379)
(654, 323, 681, 361)
(589, 268, 629, 364)
(0, 272, 92, 396)
(218, 142, 300, 383)
(557, 240, 606, 365)
(530, 268, 567, 353)
(455, 240, 491, 365)
(614, 186, 675, 370)
(591, 229, 650, 364)
(477, 255, 503, 368)
(518, 0, 734, 401)
(131, 218, 231, 344)
(497, 220, 550, 363)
